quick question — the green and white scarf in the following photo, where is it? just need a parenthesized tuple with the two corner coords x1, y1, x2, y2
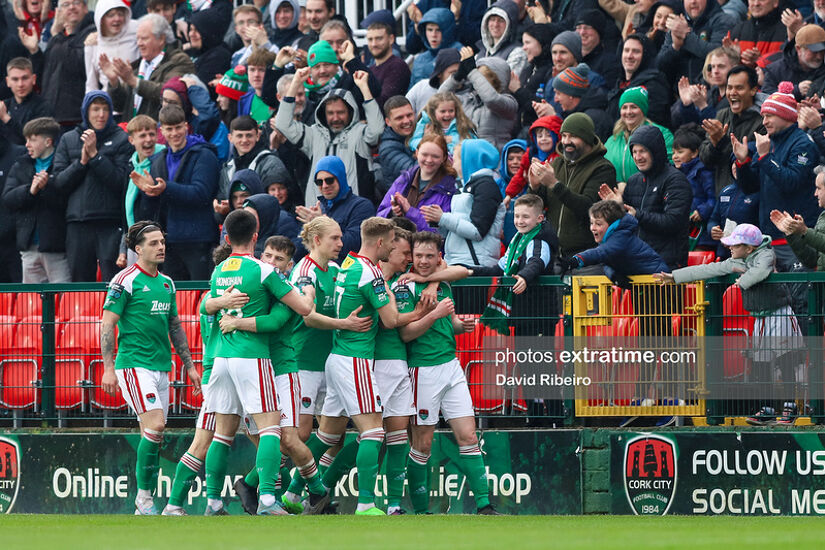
(481, 224, 542, 335)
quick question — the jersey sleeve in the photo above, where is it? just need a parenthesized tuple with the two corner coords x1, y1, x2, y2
(290, 261, 318, 293)
(360, 272, 391, 309)
(103, 278, 130, 316)
(393, 281, 416, 314)
(168, 278, 179, 318)
(263, 266, 295, 299)
(255, 302, 294, 333)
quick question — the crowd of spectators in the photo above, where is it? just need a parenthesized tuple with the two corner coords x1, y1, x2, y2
(2, 0, 825, 327)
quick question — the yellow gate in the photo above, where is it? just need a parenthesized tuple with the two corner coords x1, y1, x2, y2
(570, 275, 707, 417)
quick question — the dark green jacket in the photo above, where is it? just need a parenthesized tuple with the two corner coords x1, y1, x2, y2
(788, 210, 825, 272)
(527, 140, 617, 257)
(698, 104, 764, 194)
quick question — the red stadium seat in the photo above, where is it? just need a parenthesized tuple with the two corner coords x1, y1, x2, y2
(722, 285, 754, 381)
(89, 360, 127, 411)
(177, 290, 204, 317)
(0, 360, 39, 410)
(178, 314, 202, 353)
(466, 360, 505, 413)
(57, 292, 106, 322)
(688, 250, 715, 266)
(56, 317, 100, 410)
(13, 293, 42, 320)
(180, 361, 204, 411)
(0, 293, 16, 316)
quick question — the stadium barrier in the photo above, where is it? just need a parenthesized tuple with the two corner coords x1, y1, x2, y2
(0, 273, 823, 428)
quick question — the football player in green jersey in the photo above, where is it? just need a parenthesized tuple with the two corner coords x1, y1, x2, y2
(398, 231, 500, 515)
(222, 236, 332, 515)
(163, 244, 248, 516)
(204, 210, 312, 516)
(101, 221, 201, 516)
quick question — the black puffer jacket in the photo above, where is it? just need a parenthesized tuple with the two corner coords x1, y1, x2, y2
(513, 23, 561, 132)
(607, 34, 671, 128)
(622, 125, 693, 270)
(561, 86, 612, 143)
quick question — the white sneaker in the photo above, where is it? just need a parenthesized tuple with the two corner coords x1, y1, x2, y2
(162, 505, 187, 516)
(135, 496, 159, 515)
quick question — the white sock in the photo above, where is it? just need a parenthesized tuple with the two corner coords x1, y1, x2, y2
(283, 491, 300, 503)
(165, 504, 182, 512)
(137, 489, 152, 500)
(387, 505, 400, 514)
(207, 498, 223, 511)
(356, 503, 375, 512)
(260, 494, 276, 506)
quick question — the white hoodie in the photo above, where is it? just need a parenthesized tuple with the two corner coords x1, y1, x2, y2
(84, 0, 139, 93)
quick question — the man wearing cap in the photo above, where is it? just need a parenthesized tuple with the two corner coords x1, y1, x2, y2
(655, 0, 737, 85)
(552, 63, 612, 142)
(731, 81, 822, 272)
(576, 9, 620, 89)
(763, 24, 825, 96)
(526, 112, 618, 260)
(104, 13, 195, 122)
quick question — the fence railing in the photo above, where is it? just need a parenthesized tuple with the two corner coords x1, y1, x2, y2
(1, 273, 824, 428)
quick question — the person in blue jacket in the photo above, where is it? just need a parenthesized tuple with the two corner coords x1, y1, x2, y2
(134, 104, 220, 280)
(706, 182, 760, 260)
(408, 8, 464, 88)
(559, 199, 668, 288)
(405, 0, 485, 56)
(296, 155, 375, 263)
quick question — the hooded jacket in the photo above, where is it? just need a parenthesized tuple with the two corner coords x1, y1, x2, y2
(313, 156, 376, 263)
(574, 214, 669, 281)
(275, 88, 384, 206)
(604, 120, 674, 183)
(476, 0, 528, 76)
(270, 0, 304, 49)
(499, 139, 528, 184)
(527, 136, 617, 257)
(53, 91, 133, 223)
(763, 38, 825, 95)
(218, 140, 290, 203)
(623, 125, 693, 270)
(673, 235, 790, 314)
(160, 76, 229, 162)
(84, 0, 140, 93)
(109, 46, 196, 121)
(3, 150, 68, 253)
(514, 23, 559, 130)
(439, 57, 518, 149)
(404, 0, 486, 56)
(188, 9, 232, 94)
(655, 0, 737, 83)
(377, 165, 458, 232)
(561, 86, 613, 144)
(38, 11, 96, 124)
(607, 34, 672, 128)
(698, 103, 764, 193)
(680, 156, 716, 248)
(246, 192, 302, 258)
(439, 139, 505, 267)
(140, 134, 220, 244)
(505, 115, 561, 198)
(410, 8, 464, 87)
(377, 126, 416, 195)
(736, 123, 822, 241)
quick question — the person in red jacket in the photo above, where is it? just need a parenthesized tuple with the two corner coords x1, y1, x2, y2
(505, 115, 561, 199)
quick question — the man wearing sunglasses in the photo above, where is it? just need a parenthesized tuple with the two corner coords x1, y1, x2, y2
(294, 155, 374, 263)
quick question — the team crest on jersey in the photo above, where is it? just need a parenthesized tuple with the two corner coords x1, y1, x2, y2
(222, 258, 242, 272)
(418, 409, 429, 420)
(376, 396, 382, 407)
(302, 397, 312, 408)
(0, 436, 20, 513)
(163, 282, 171, 294)
(146, 393, 156, 404)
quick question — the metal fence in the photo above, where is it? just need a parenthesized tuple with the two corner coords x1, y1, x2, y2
(1, 273, 824, 428)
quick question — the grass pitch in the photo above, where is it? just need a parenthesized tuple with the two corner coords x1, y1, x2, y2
(3, 515, 825, 550)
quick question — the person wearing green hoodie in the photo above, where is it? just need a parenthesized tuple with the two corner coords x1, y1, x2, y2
(118, 114, 166, 268)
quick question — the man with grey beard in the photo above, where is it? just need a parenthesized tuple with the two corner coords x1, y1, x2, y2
(525, 112, 617, 259)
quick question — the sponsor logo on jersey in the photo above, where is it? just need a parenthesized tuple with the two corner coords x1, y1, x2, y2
(341, 257, 355, 269)
(302, 397, 312, 408)
(146, 393, 156, 404)
(0, 436, 21, 513)
(222, 258, 242, 272)
(150, 300, 171, 313)
(142, 286, 150, 292)
(107, 283, 124, 300)
(623, 434, 677, 516)
(418, 409, 428, 420)
(372, 278, 387, 296)
(295, 276, 313, 288)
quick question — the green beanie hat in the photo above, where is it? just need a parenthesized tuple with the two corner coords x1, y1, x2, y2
(308, 40, 339, 67)
(619, 86, 649, 116)
(560, 112, 597, 145)
(216, 65, 249, 100)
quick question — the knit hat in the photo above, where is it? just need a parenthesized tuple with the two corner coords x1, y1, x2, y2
(551, 31, 582, 63)
(619, 86, 649, 116)
(574, 9, 606, 38)
(721, 223, 763, 247)
(308, 40, 339, 67)
(560, 112, 597, 145)
(216, 65, 249, 100)
(429, 48, 461, 89)
(360, 9, 395, 30)
(761, 81, 798, 122)
(553, 63, 591, 98)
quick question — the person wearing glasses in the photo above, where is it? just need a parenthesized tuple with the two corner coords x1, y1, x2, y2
(294, 156, 374, 263)
(19, 0, 95, 129)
